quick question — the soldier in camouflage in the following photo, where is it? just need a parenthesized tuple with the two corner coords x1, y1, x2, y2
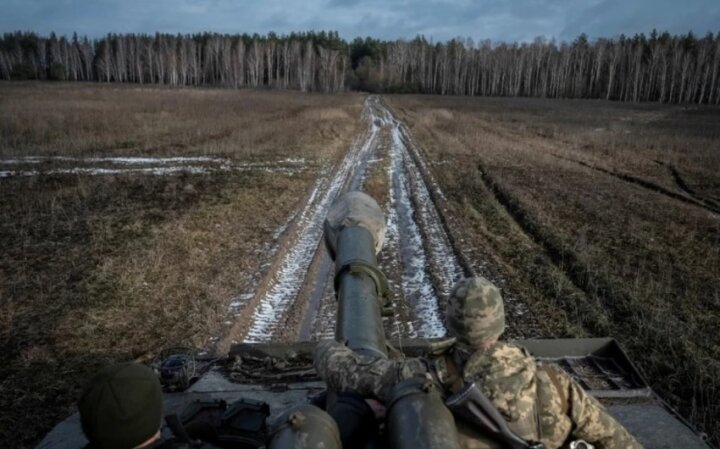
(314, 276, 644, 449)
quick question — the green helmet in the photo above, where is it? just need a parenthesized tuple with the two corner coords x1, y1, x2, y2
(445, 277, 505, 346)
(79, 363, 163, 449)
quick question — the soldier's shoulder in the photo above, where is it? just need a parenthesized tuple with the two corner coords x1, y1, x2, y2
(488, 341, 533, 362)
(463, 342, 535, 379)
(535, 357, 572, 379)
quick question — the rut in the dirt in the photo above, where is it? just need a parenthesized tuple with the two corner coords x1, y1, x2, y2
(239, 96, 466, 342)
(382, 108, 465, 338)
(240, 97, 386, 342)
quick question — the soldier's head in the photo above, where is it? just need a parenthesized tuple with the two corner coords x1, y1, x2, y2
(79, 362, 163, 449)
(445, 276, 506, 349)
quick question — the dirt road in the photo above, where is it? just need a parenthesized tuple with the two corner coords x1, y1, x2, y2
(220, 96, 468, 347)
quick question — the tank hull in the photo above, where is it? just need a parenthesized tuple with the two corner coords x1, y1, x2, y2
(38, 338, 710, 449)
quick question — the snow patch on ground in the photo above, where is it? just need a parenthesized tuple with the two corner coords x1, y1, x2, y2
(1, 166, 224, 177)
(383, 149, 416, 338)
(397, 127, 449, 202)
(0, 156, 307, 178)
(396, 127, 463, 297)
(1, 156, 226, 165)
(387, 125, 446, 337)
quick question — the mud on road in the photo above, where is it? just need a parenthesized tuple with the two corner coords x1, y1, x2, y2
(216, 96, 471, 348)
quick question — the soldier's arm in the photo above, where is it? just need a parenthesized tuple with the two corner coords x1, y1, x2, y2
(548, 366, 644, 449)
(313, 340, 427, 399)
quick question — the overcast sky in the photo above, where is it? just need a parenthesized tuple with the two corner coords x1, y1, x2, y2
(2, 0, 719, 43)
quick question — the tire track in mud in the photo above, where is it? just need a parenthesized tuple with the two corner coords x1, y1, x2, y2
(446, 114, 720, 217)
(383, 107, 465, 338)
(662, 162, 720, 212)
(228, 95, 468, 345)
(239, 96, 388, 343)
(550, 154, 720, 215)
(311, 98, 465, 339)
(292, 99, 395, 342)
(300, 103, 399, 341)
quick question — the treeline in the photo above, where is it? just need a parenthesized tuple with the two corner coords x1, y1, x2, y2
(1, 30, 719, 103)
(0, 31, 348, 92)
(357, 31, 720, 104)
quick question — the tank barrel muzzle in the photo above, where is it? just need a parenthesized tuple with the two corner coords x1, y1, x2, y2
(324, 191, 386, 260)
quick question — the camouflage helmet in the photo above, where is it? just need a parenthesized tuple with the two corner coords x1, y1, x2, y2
(446, 277, 505, 346)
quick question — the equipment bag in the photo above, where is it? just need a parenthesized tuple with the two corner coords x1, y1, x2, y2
(176, 397, 270, 449)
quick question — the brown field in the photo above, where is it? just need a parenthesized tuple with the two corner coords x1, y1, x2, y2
(2, 83, 720, 447)
(387, 94, 720, 443)
(0, 82, 364, 447)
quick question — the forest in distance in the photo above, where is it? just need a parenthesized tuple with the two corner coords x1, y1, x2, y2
(2, 29, 720, 104)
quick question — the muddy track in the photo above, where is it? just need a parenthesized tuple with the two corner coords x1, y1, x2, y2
(664, 163, 720, 211)
(476, 162, 635, 337)
(550, 154, 720, 215)
(224, 96, 469, 345)
(437, 113, 720, 217)
(383, 108, 465, 337)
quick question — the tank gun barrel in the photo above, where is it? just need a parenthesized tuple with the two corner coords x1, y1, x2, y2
(333, 226, 389, 358)
(323, 192, 461, 449)
(324, 191, 389, 358)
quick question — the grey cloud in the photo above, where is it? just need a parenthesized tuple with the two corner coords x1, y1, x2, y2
(0, 0, 717, 43)
(561, 0, 720, 40)
(327, 0, 364, 7)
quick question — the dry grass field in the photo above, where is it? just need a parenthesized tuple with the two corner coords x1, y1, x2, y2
(3, 82, 719, 447)
(388, 94, 720, 444)
(0, 82, 364, 447)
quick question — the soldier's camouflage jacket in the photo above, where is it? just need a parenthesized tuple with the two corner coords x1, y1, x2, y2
(314, 340, 643, 449)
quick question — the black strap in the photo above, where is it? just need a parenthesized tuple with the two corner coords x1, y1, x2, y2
(446, 382, 546, 449)
(442, 351, 466, 394)
(165, 414, 200, 447)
